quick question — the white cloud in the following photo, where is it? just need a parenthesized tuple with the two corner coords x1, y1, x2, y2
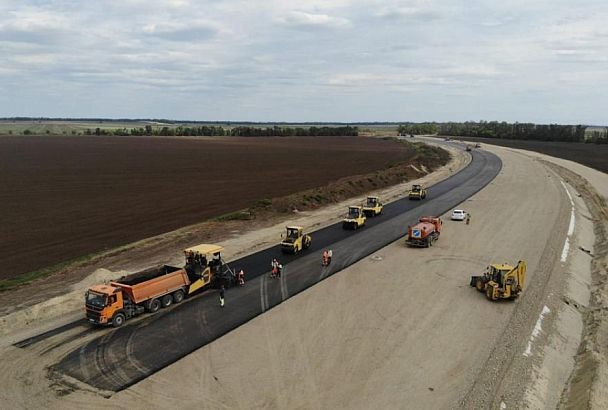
(277, 11, 351, 28)
(375, 6, 442, 21)
(0, 0, 606, 123)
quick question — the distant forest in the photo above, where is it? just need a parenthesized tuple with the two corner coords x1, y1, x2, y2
(398, 121, 606, 144)
(2, 117, 606, 143)
(91, 125, 359, 137)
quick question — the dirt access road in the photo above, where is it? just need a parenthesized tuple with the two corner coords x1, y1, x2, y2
(1, 143, 602, 409)
(0, 135, 416, 279)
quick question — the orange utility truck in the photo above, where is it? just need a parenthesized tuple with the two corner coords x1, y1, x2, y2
(405, 216, 442, 248)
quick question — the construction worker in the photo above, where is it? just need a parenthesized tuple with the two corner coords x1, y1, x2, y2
(276, 263, 283, 278)
(466, 212, 471, 225)
(271, 258, 278, 278)
(237, 269, 245, 286)
(327, 249, 333, 265)
(219, 285, 225, 307)
(322, 250, 329, 266)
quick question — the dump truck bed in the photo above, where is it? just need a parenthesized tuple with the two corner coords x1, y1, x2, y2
(112, 265, 190, 304)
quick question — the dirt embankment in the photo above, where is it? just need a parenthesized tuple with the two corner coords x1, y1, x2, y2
(545, 163, 608, 410)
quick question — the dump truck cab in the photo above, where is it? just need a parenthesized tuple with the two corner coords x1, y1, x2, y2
(280, 226, 312, 254)
(470, 261, 526, 301)
(85, 284, 124, 326)
(362, 196, 383, 217)
(409, 184, 427, 200)
(343, 206, 366, 229)
(85, 283, 145, 327)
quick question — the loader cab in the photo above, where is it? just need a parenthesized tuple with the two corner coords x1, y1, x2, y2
(412, 184, 422, 192)
(366, 197, 378, 207)
(489, 263, 514, 286)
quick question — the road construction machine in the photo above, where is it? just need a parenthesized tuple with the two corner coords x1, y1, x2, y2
(409, 184, 427, 200)
(280, 226, 312, 254)
(406, 216, 442, 247)
(362, 196, 383, 217)
(470, 260, 527, 301)
(85, 244, 237, 327)
(343, 205, 366, 229)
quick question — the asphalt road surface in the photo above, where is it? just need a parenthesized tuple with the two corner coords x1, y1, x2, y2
(51, 147, 501, 391)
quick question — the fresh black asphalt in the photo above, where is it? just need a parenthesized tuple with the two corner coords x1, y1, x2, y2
(47, 147, 501, 392)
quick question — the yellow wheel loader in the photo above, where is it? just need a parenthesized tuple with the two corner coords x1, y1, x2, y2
(470, 260, 526, 301)
(280, 226, 312, 254)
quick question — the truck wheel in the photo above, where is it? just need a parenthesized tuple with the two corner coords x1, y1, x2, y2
(161, 294, 173, 308)
(147, 299, 161, 313)
(112, 313, 126, 328)
(173, 290, 185, 303)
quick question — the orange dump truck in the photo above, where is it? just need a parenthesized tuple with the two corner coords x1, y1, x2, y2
(406, 216, 442, 248)
(85, 265, 191, 327)
(85, 243, 238, 327)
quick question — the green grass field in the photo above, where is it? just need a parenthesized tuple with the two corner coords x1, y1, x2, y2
(0, 119, 400, 136)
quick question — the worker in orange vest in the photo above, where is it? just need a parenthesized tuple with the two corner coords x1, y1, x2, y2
(322, 250, 329, 266)
(270, 258, 278, 278)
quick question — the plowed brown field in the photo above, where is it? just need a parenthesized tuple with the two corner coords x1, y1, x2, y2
(0, 135, 417, 279)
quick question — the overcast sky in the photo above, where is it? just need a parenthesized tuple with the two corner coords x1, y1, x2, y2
(0, 0, 606, 124)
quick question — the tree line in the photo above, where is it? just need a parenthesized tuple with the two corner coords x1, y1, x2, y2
(83, 125, 358, 137)
(585, 128, 608, 144)
(398, 123, 438, 135)
(398, 121, 594, 143)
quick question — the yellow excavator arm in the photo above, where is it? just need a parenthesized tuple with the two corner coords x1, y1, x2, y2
(509, 260, 526, 291)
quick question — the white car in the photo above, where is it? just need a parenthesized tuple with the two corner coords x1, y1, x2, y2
(451, 209, 467, 221)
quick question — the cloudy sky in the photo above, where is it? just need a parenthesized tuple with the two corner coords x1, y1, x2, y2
(0, 0, 606, 123)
